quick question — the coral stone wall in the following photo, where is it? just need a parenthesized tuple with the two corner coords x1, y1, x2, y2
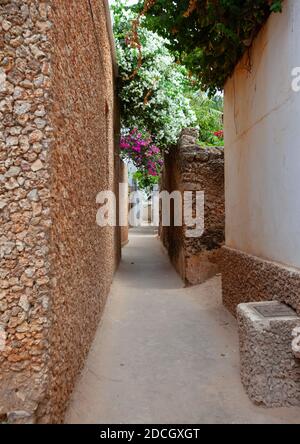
(220, 247, 300, 317)
(46, 0, 120, 423)
(160, 129, 225, 285)
(0, 0, 53, 424)
(0, 0, 120, 423)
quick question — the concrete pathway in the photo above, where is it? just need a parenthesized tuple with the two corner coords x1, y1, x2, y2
(65, 228, 300, 424)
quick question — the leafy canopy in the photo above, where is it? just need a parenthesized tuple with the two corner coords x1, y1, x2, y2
(136, 0, 283, 94)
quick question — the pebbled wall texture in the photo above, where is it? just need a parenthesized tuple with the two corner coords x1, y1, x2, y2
(160, 129, 224, 285)
(0, 0, 120, 423)
(237, 302, 300, 407)
(221, 247, 300, 317)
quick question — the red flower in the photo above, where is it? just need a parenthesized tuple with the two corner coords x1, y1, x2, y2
(213, 130, 224, 139)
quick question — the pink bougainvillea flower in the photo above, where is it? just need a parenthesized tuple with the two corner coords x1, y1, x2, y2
(120, 142, 130, 149)
(120, 128, 163, 182)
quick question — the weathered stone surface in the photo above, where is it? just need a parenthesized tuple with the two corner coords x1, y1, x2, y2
(14, 102, 31, 115)
(5, 166, 21, 178)
(31, 159, 43, 172)
(0, 0, 120, 425)
(27, 189, 39, 202)
(160, 128, 224, 285)
(237, 301, 300, 407)
(220, 246, 300, 316)
(18, 295, 29, 312)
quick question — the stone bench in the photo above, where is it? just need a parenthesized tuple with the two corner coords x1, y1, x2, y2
(237, 301, 300, 407)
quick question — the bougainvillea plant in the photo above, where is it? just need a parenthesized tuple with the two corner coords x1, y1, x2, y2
(120, 129, 163, 190)
(112, 0, 197, 150)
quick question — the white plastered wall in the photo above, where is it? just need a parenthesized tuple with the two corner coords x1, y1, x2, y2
(224, 0, 300, 269)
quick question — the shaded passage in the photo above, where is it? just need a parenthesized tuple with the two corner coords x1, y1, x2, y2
(66, 228, 300, 424)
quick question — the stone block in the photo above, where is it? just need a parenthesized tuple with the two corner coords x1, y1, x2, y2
(237, 301, 300, 407)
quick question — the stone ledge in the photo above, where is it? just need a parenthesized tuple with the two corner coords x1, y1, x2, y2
(220, 246, 300, 317)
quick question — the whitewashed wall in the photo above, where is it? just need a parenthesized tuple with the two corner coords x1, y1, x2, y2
(224, 0, 300, 269)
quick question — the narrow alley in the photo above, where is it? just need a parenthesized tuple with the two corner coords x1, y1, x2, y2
(65, 228, 300, 424)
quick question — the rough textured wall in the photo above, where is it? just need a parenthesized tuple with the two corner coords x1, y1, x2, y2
(237, 301, 300, 407)
(47, 0, 120, 423)
(0, 0, 120, 423)
(160, 129, 224, 285)
(221, 247, 300, 317)
(0, 0, 53, 424)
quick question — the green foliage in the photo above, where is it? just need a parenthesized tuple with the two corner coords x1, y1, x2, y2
(133, 170, 159, 194)
(137, 0, 283, 94)
(270, 0, 283, 12)
(187, 91, 223, 144)
(112, 0, 197, 149)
